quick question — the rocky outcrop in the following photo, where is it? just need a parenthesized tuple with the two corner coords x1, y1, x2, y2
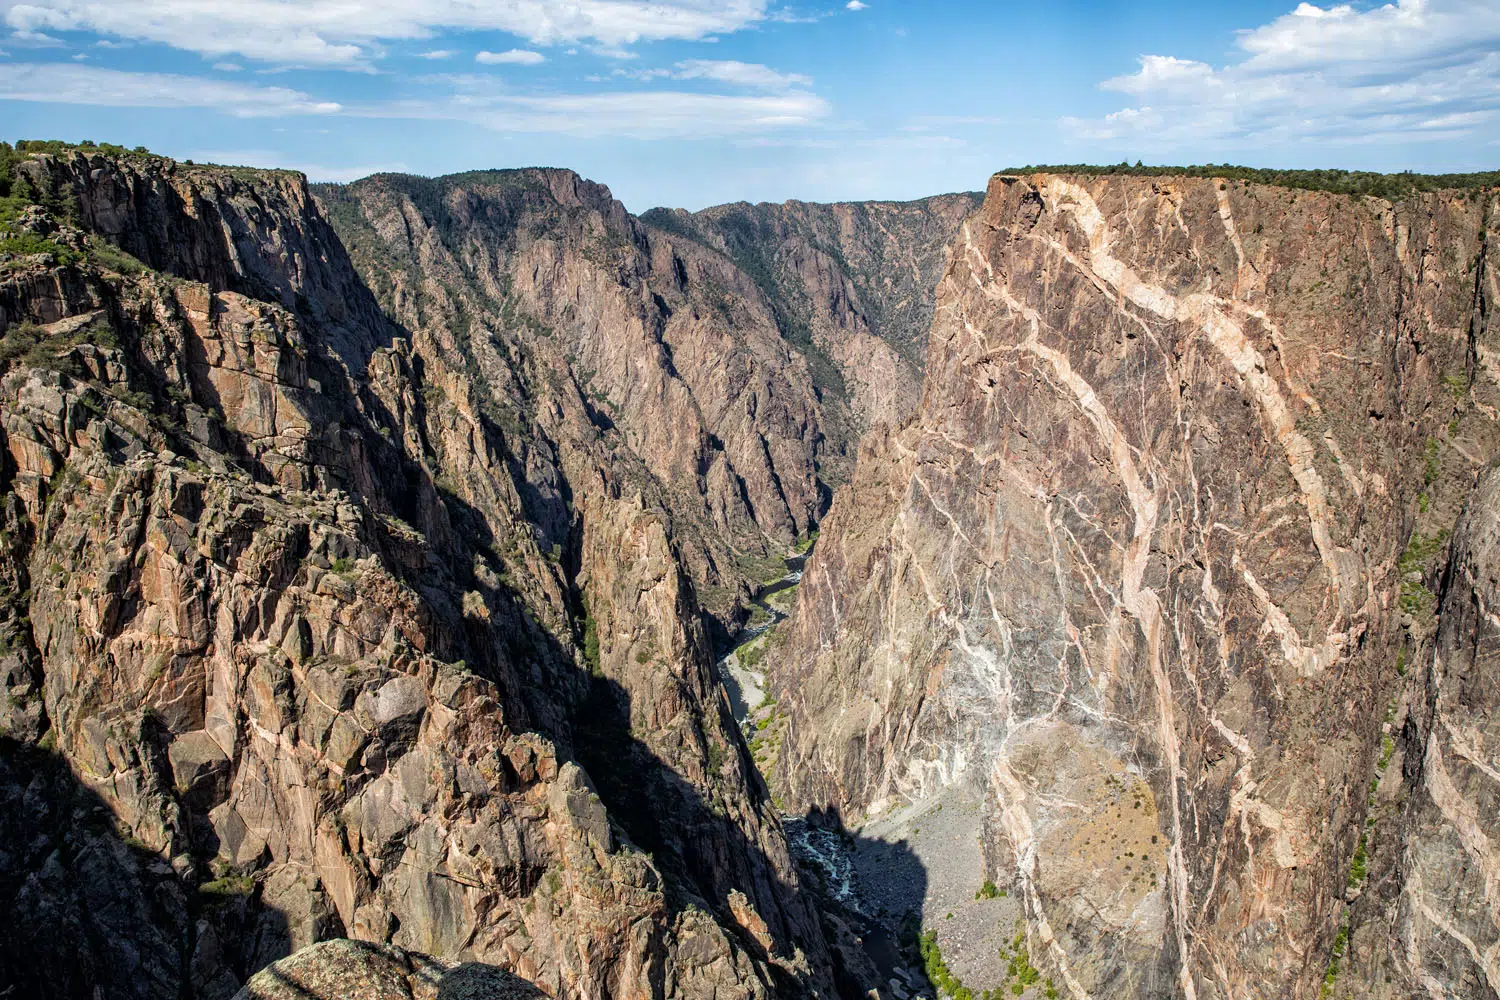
(764, 172, 1500, 999)
(232, 939, 546, 1000)
(1348, 464, 1500, 999)
(0, 149, 838, 1000)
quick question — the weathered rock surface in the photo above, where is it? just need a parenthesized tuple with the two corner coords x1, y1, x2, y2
(315, 171, 829, 627)
(232, 939, 546, 1000)
(644, 195, 982, 463)
(15, 144, 1500, 1000)
(765, 172, 1500, 998)
(0, 150, 840, 1000)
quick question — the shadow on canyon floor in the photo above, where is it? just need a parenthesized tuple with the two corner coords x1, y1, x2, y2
(794, 805, 932, 995)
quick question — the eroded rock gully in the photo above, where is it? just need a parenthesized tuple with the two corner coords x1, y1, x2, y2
(763, 172, 1500, 999)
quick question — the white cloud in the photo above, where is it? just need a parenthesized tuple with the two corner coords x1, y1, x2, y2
(212, 61, 242, 71)
(3, 0, 772, 66)
(361, 88, 830, 139)
(846, 1, 868, 10)
(8, 29, 62, 44)
(0, 62, 343, 115)
(476, 48, 544, 65)
(673, 58, 810, 90)
(1065, 0, 1500, 146)
(615, 59, 812, 91)
(768, 6, 824, 23)
(417, 49, 452, 60)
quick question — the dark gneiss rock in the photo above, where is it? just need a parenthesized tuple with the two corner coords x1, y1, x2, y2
(762, 172, 1500, 999)
(232, 939, 547, 1000)
(0, 147, 844, 999)
(8, 141, 1500, 1000)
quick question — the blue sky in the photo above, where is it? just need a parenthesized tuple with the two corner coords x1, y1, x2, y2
(0, 0, 1497, 211)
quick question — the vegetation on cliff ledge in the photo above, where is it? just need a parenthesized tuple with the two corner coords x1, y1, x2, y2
(1002, 162, 1500, 199)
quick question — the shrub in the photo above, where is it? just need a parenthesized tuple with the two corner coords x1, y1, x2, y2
(197, 875, 255, 898)
(583, 608, 601, 675)
(919, 930, 972, 1000)
(0, 232, 82, 266)
(1347, 834, 1369, 889)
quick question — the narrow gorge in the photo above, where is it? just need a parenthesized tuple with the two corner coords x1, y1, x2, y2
(2, 142, 1499, 1000)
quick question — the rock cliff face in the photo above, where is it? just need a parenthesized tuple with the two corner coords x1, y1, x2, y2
(764, 172, 1500, 999)
(12, 143, 1500, 1000)
(643, 196, 982, 472)
(312, 177, 974, 630)
(314, 170, 829, 627)
(0, 149, 841, 1000)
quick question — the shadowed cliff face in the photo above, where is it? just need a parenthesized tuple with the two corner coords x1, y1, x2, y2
(311, 174, 976, 635)
(764, 172, 1500, 999)
(643, 195, 983, 477)
(0, 150, 846, 999)
(313, 170, 830, 631)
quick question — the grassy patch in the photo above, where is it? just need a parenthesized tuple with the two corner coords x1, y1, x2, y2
(1346, 833, 1369, 889)
(1319, 922, 1350, 998)
(197, 875, 255, 900)
(738, 639, 768, 673)
(1423, 438, 1442, 486)
(794, 529, 820, 555)
(86, 238, 148, 275)
(1398, 528, 1449, 620)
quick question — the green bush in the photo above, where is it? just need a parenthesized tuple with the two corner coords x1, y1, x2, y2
(86, 239, 147, 275)
(583, 608, 601, 675)
(1347, 834, 1369, 889)
(1320, 923, 1350, 997)
(197, 875, 255, 897)
(0, 232, 82, 266)
(738, 640, 768, 672)
(920, 930, 974, 1000)
(0, 316, 118, 374)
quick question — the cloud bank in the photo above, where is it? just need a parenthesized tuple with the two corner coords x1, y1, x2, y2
(0, 61, 341, 115)
(2, 0, 771, 66)
(1064, 0, 1500, 146)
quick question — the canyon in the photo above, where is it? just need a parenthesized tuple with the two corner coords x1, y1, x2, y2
(0, 141, 1498, 1000)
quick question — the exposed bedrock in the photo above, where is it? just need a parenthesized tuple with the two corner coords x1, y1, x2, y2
(765, 172, 1500, 999)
